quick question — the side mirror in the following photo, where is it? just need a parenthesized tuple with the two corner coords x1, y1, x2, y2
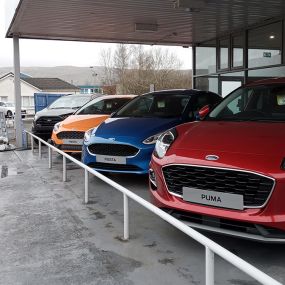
(198, 105, 210, 120)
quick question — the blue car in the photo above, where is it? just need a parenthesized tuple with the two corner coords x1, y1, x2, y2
(82, 89, 222, 174)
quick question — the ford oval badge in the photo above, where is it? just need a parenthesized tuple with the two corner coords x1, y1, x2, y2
(205, 155, 219, 161)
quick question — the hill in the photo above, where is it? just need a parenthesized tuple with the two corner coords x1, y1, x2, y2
(0, 66, 105, 86)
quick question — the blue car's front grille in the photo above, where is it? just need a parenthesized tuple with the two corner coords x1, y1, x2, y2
(87, 162, 141, 172)
(88, 143, 139, 157)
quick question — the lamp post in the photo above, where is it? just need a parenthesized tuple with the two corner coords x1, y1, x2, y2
(89, 66, 98, 94)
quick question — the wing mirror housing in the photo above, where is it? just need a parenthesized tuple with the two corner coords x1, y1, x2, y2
(198, 105, 210, 120)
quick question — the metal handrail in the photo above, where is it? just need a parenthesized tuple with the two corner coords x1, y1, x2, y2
(25, 130, 282, 285)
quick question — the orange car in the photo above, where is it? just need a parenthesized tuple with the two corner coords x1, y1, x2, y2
(51, 94, 136, 152)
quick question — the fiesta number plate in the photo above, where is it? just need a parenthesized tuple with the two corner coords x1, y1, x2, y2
(182, 187, 244, 210)
(96, 155, 126, 164)
(63, 139, 83, 145)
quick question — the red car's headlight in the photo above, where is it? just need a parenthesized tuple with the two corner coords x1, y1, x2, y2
(153, 128, 177, 159)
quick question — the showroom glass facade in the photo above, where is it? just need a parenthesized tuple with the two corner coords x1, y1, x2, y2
(193, 19, 285, 97)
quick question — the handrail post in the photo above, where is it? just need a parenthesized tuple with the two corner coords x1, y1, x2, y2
(31, 134, 34, 152)
(205, 246, 214, 285)
(123, 193, 129, 240)
(63, 156, 67, 182)
(38, 140, 42, 158)
(48, 147, 52, 169)
(84, 169, 89, 204)
(25, 132, 29, 149)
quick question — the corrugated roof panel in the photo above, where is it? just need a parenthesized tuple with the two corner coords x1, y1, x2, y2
(6, 0, 285, 45)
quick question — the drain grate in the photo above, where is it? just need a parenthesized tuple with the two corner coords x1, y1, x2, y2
(1, 165, 18, 179)
(1, 165, 8, 178)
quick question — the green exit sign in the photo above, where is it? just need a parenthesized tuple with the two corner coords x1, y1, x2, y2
(263, 52, 272, 58)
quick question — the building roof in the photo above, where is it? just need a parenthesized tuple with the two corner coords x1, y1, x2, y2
(21, 77, 79, 91)
(6, 0, 285, 45)
(0, 72, 31, 80)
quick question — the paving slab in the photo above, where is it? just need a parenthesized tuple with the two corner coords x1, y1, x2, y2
(0, 148, 284, 285)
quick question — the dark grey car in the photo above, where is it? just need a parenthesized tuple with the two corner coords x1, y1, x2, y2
(32, 94, 100, 140)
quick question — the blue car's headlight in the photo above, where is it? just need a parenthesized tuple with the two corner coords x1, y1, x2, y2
(84, 127, 97, 142)
(154, 128, 178, 158)
(143, 132, 163, 145)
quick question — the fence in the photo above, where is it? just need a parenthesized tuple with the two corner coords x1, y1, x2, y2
(25, 130, 282, 285)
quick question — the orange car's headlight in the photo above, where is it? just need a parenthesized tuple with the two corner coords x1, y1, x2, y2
(84, 127, 97, 142)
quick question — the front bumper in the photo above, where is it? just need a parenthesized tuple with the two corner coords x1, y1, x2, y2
(82, 142, 154, 174)
(51, 132, 83, 153)
(149, 157, 285, 242)
(32, 125, 53, 140)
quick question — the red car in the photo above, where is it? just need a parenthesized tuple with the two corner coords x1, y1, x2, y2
(150, 77, 285, 242)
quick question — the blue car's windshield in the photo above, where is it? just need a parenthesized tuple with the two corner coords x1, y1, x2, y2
(113, 93, 190, 118)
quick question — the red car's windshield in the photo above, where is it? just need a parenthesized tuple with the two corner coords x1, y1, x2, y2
(207, 84, 285, 122)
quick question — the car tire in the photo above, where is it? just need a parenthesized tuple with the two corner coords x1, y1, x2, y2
(6, 110, 13, 118)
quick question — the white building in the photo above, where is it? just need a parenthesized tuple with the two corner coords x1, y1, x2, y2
(0, 72, 80, 111)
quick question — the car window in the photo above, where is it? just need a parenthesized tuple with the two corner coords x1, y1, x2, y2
(189, 93, 221, 120)
(76, 98, 132, 115)
(114, 93, 191, 118)
(208, 84, 285, 121)
(192, 94, 211, 111)
(48, 96, 90, 109)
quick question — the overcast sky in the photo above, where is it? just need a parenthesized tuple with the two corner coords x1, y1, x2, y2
(0, 0, 192, 69)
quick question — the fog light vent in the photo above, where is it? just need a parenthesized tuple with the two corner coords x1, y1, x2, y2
(149, 169, 157, 190)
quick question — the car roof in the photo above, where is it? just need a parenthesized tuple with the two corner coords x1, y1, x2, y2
(64, 93, 93, 97)
(245, 77, 285, 87)
(86, 94, 137, 103)
(98, 94, 137, 99)
(143, 89, 220, 96)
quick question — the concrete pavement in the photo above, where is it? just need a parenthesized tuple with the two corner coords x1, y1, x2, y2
(0, 147, 284, 285)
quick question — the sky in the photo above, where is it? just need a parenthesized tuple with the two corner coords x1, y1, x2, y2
(0, 0, 192, 69)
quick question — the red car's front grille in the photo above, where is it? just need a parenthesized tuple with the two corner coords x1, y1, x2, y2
(162, 165, 274, 208)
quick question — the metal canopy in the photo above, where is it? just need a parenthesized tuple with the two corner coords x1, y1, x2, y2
(6, 0, 285, 46)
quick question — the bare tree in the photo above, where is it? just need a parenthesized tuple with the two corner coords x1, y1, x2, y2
(100, 44, 192, 94)
(100, 48, 116, 85)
